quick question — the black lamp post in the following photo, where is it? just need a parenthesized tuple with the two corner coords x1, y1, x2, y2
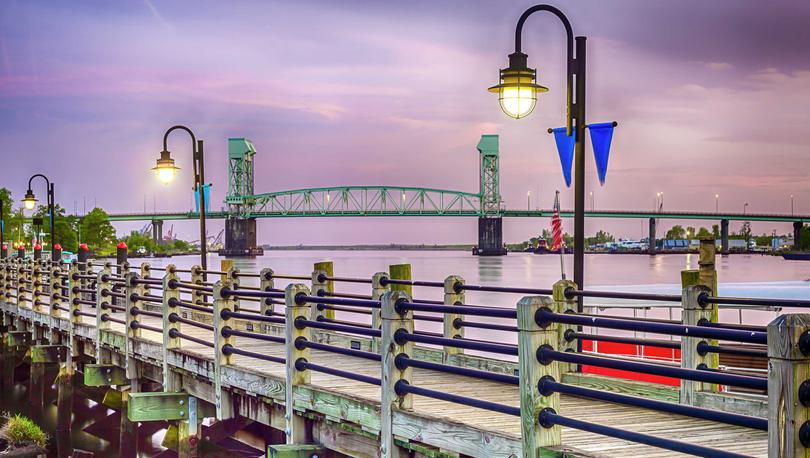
(21, 174, 56, 261)
(490, 4, 587, 308)
(152, 125, 208, 272)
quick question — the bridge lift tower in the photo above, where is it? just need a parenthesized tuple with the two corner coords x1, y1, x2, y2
(475, 135, 507, 255)
(218, 138, 264, 256)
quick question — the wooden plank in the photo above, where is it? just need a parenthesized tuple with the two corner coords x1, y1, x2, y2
(127, 391, 191, 422)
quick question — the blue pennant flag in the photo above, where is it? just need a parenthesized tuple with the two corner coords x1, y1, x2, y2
(587, 122, 616, 186)
(551, 127, 576, 187)
(194, 183, 212, 213)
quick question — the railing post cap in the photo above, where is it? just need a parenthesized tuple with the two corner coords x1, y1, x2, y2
(444, 275, 463, 293)
(381, 290, 411, 320)
(767, 314, 810, 360)
(517, 295, 554, 330)
(552, 279, 577, 301)
(372, 272, 389, 288)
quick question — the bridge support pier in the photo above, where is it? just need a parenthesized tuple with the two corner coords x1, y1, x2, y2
(219, 218, 264, 256)
(475, 217, 507, 256)
(648, 218, 657, 255)
(794, 221, 804, 250)
(152, 220, 164, 246)
(720, 219, 729, 254)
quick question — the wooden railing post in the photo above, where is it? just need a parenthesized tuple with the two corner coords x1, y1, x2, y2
(20, 259, 31, 311)
(371, 272, 389, 353)
(518, 295, 561, 457)
(96, 266, 113, 359)
(311, 261, 333, 321)
(680, 285, 717, 405)
(31, 260, 43, 313)
(213, 280, 235, 420)
(552, 279, 578, 374)
(442, 275, 464, 362)
(284, 283, 311, 444)
(124, 272, 144, 385)
(190, 265, 203, 306)
(163, 266, 181, 390)
(767, 314, 810, 457)
(68, 263, 81, 365)
(49, 264, 63, 319)
(260, 269, 275, 332)
(380, 290, 414, 458)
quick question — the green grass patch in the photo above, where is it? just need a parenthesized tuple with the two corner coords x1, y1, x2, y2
(0, 413, 49, 449)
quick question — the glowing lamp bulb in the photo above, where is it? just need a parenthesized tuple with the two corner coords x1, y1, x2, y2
(152, 150, 179, 185)
(488, 52, 547, 120)
(22, 189, 37, 210)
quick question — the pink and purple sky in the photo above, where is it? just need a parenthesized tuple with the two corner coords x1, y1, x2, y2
(1, 0, 808, 244)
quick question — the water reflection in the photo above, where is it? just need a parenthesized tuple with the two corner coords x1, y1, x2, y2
(477, 256, 503, 283)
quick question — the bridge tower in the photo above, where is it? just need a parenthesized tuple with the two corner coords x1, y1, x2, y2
(475, 135, 506, 256)
(219, 138, 264, 256)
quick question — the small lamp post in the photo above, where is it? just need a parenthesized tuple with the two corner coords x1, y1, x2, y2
(715, 194, 719, 213)
(490, 4, 588, 302)
(152, 125, 208, 271)
(21, 174, 56, 261)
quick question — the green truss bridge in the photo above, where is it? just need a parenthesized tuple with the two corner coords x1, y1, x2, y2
(107, 136, 808, 256)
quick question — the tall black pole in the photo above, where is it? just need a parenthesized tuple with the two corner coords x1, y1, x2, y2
(0, 198, 4, 259)
(573, 36, 587, 312)
(196, 139, 208, 273)
(49, 182, 56, 262)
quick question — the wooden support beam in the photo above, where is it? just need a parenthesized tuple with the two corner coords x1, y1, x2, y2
(552, 279, 578, 374)
(517, 295, 561, 457)
(6, 330, 31, 347)
(442, 275, 464, 362)
(768, 314, 810, 457)
(381, 290, 414, 458)
(285, 283, 312, 444)
(119, 391, 139, 458)
(31, 344, 66, 363)
(55, 365, 74, 432)
(127, 391, 192, 422)
(83, 364, 128, 386)
(267, 444, 325, 458)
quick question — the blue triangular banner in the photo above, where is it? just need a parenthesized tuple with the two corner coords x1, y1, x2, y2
(551, 127, 576, 188)
(588, 122, 615, 186)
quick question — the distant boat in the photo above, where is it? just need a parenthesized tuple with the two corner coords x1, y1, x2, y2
(783, 252, 810, 261)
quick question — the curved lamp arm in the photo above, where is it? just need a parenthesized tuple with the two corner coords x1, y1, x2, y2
(162, 125, 200, 185)
(27, 173, 51, 191)
(513, 4, 575, 133)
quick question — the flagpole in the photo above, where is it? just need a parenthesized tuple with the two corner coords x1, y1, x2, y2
(555, 191, 566, 280)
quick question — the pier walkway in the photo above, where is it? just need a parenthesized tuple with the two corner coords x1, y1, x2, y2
(0, 244, 801, 457)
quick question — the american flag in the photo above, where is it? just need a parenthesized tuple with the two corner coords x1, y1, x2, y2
(551, 191, 563, 252)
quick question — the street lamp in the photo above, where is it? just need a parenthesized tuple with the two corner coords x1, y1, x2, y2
(589, 191, 594, 211)
(22, 174, 56, 261)
(153, 125, 208, 271)
(527, 190, 531, 211)
(791, 194, 794, 215)
(744, 202, 749, 215)
(715, 194, 719, 213)
(491, 4, 589, 299)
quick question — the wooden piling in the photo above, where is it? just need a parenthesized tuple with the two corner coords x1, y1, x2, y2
(371, 272, 389, 353)
(163, 266, 182, 390)
(260, 268, 276, 333)
(388, 263, 412, 296)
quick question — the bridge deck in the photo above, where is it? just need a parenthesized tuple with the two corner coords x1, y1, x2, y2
(82, 312, 768, 458)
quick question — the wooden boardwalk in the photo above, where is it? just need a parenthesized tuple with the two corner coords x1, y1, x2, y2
(61, 308, 768, 458)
